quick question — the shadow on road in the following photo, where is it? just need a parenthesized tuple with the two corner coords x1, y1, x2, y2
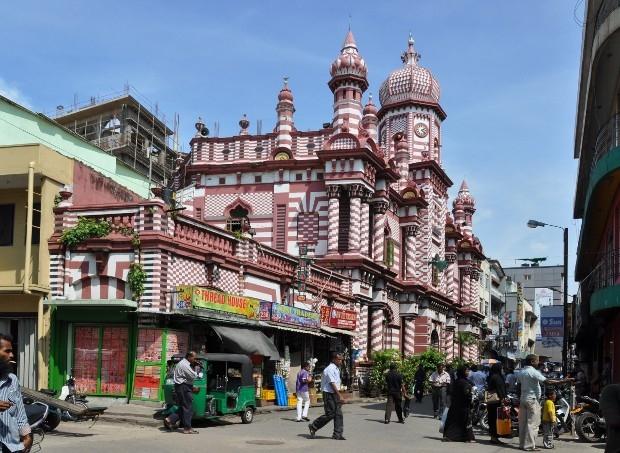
(47, 430, 95, 438)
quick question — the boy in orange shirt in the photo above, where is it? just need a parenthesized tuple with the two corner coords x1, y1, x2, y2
(542, 389, 557, 449)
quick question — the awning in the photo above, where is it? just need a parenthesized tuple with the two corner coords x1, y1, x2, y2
(258, 321, 327, 337)
(44, 299, 137, 309)
(210, 325, 280, 360)
(320, 326, 357, 337)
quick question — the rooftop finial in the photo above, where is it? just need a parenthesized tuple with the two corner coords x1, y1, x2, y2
(283, 76, 289, 88)
(401, 33, 420, 65)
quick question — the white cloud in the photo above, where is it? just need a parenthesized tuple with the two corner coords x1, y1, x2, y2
(0, 78, 31, 109)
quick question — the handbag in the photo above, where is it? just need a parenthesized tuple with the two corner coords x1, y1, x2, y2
(438, 407, 449, 433)
(484, 390, 500, 403)
(496, 406, 512, 436)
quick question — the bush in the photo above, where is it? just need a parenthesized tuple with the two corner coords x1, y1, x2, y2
(368, 349, 401, 394)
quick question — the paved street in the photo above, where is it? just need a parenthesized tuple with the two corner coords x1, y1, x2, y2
(40, 400, 604, 453)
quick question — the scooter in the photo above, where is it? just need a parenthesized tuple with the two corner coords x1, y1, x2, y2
(573, 395, 606, 443)
(553, 387, 574, 436)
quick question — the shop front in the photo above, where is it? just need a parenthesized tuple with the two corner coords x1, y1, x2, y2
(318, 306, 358, 389)
(47, 299, 138, 398)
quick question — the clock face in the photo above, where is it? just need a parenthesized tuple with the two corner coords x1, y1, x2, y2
(414, 123, 429, 138)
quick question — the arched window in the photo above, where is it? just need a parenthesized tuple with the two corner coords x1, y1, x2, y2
(384, 227, 394, 267)
(226, 205, 249, 233)
(430, 329, 440, 349)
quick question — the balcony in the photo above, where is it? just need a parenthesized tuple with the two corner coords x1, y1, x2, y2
(592, 114, 620, 172)
(588, 248, 620, 314)
(595, 0, 620, 34)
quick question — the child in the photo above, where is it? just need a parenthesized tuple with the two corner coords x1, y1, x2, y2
(542, 389, 557, 449)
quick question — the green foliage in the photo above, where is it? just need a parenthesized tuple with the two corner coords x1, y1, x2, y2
(232, 230, 247, 240)
(127, 263, 147, 301)
(449, 356, 474, 371)
(60, 217, 112, 249)
(368, 349, 401, 394)
(116, 226, 140, 248)
(368, 348, 446, 395)
(53, 194, 63, 207)
(457, 331, 477, 346)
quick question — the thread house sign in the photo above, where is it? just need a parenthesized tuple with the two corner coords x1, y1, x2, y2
(176, 286, 259, 319)
(320, 306, 357, 330)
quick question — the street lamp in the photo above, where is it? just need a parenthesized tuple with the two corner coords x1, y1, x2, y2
(527, 219, 569, 376)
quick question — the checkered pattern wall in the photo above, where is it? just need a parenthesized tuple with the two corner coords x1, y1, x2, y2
(169, 256, 207, 287)
(297, 212, 319, 244)
(204, 193, 273, 216)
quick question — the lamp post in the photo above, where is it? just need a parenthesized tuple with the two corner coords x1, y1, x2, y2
(527, 219, 569, 376)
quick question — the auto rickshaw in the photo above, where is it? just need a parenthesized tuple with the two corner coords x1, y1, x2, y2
(163, 353, 256, 424)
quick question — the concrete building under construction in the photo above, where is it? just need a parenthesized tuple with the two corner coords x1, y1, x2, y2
(52, 87, 178, 186)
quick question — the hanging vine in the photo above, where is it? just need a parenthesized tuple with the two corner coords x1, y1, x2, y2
(127, 263, 147, 301)
(457, 331, 477, 346)
(60, 217, 141, 249)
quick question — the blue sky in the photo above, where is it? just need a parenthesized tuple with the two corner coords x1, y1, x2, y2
(0, 1, 583, 283)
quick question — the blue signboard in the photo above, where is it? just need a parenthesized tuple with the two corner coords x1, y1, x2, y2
(541, 316, 563, 338)
(259, 301, 320, 329)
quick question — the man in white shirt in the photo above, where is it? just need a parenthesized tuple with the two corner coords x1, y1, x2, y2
(429, 363, 451, 418)
(164, 351, 200, 434)
(309, 352, 345, 440)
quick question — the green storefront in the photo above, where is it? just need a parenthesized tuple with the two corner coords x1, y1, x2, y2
(47, 300, 189, 401)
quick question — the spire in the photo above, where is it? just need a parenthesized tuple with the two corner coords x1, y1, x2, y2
(342, 30, 358, 51)
(401, 33, 420, 66)
(459, 180, 469, 191)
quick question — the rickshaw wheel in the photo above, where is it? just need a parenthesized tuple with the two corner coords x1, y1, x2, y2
(241, 407, 254, 424)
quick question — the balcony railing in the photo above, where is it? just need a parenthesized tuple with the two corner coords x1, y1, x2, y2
(595, 0, 620, 34)
(593, 115, 620, 172)
(589, 249, 620, 292)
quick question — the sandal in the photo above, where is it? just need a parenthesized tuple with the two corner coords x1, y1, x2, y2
(163, 419, 172, 430)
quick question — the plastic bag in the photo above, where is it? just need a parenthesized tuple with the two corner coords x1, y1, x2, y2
(439, 407, 449, 433)
(496, 406, 512, 436)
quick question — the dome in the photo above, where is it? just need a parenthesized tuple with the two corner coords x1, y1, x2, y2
(363, 94, 378, 116)
(330, 30, 368, 80)
(379, 35, 440, 109)
(278, 77, 294, 102)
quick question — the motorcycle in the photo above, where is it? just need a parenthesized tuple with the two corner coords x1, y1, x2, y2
(573, 395, 606, 443)
(23, 397, 49, 452)
(553, 386, 574, 436)
(471, 388, 488, 431)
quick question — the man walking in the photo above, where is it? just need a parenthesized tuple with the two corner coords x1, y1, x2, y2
(517, 354, 549, 451)
(164, 351, 199, 434)
(295, 361, 312, 422)
(0, 333, 32, 453)
(309, 352, 345, 440)
(429, 363, 451, 418)
(384, 363, 405, 424)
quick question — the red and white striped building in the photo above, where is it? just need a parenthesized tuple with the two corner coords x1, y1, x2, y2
(179, 32, 485, 362)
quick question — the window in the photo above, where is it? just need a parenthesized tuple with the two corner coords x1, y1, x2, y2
(0, 204, 15, 246)
(295, 173, 303, 181)
(219, 177, 226, 185)
(524, 274, 531, 281)
(384, 228, 394, 268)
(226, 205, 249, 233)
(338, 195, 350, 253)
(316, 173, 324, 180)
(275, 204, 287, 251)
(31, 203, 40, 245)
(254, 175, 262, 183)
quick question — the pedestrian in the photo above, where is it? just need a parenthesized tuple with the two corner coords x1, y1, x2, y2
(164, 351, 200, 434)
(542, 389, 556, 449)
(505, 366, 518, 394)
(600, 383, 620, 453)
(414, 364, 426, 403)
(517, 354, 557, 451)
(308, 352, 346, 441)
(486, 363, 508, 445)
(384, 363, 405, 424)
(468, 364, 486, 393)
(429, 363, 451, 418)
(296, 361, 313, 422)
(442, 366, 475, 442)
(0, 334, 32, 453)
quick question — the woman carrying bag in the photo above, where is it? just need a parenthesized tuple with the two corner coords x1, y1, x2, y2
(486, 363, 508, 444)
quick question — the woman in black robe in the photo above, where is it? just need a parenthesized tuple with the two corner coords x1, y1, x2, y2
(443, 365, 475, 442)
(486, 363, 508, 444)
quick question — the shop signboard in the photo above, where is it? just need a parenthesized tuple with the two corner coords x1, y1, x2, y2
(541, 305, 564, 338)
(320, 306, 357, 330)
(176, 286, 259, 319)
(271, 303, 320, 329)
(259, 301, 272, 321)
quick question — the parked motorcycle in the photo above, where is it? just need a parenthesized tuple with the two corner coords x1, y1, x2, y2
(573, 395, 606, 443)
(553, 386, 574, 436)
(471, 388, 488, 431)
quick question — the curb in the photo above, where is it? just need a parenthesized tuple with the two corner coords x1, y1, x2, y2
(93, 398, 384, 428)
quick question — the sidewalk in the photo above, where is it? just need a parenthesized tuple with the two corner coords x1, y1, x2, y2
(94, 395, 384, 428)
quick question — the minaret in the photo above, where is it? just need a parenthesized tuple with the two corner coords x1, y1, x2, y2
(452, 180, 476, 235)
(275, 77, 295, 150)
(328, 30, 368, 137)
(361, 94, 378, 141)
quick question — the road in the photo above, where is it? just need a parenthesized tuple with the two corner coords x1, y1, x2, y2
(39, 399, 605, 452)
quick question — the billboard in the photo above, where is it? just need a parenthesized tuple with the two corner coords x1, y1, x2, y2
(320, 306, 357, 330)
(534, 288, 554, 340)
(540, 305, 563, 338)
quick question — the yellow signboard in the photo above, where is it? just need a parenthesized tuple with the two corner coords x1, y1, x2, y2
(176, 286, 259, 319)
